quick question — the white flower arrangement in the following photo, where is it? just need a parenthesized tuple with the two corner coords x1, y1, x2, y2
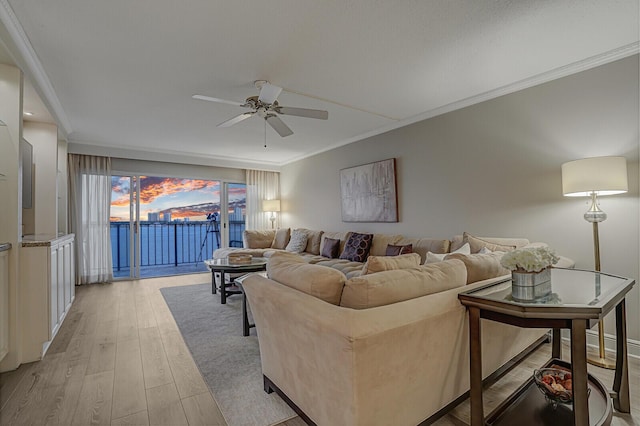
(500, 246, 560, 272)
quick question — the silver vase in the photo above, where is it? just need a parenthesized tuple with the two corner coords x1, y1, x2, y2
(511, 268, 551, 301)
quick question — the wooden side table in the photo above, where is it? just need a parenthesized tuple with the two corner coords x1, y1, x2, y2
(458, 268, 635, 426)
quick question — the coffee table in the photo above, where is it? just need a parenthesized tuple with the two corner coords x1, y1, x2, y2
(204, 257, 267, 304)
(458, 268, 635, 426)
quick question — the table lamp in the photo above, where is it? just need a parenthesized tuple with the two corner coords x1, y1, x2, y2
(561, 156, 628, 369)
(262, 199, 281, 229)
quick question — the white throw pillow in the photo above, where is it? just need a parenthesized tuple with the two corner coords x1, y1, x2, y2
(285, 229, 309, 253)
(425, 242, 471, 264)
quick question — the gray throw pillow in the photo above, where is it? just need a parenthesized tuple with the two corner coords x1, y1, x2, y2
(286, 229, 308, 253)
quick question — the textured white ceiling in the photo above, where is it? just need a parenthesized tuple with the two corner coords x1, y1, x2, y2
(4, 0, 639, 168)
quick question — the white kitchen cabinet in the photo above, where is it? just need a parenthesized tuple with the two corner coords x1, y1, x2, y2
(20, 234, 75, 362)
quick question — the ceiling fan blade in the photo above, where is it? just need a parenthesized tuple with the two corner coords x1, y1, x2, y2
(265, 115, 293, 137)
(258, 83, 282, 105)
(218, 112, 255, 128)
(276, 106, 328, 120)
(192, 94, 245, 107)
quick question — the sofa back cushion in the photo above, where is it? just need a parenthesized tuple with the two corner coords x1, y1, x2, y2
(267, 252, 347, 305)
(425, 242, 470, 264)
(369, 234, 403, 256)
(395, 237, 451, 264)
(294, 228, 324, 254)
(271, 228, 291, 249)
(340, 259, 467, 309)
(450, 232, 529, 252)
(445, 252, 511, 284)
(361, 253, 421, 275)
(243, 229, 277, 249)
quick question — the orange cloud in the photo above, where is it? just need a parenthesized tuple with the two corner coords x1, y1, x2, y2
(138, 177, 220, 204)
(111, 195, 130, 206)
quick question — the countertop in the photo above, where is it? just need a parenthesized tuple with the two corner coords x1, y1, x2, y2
(0, 243, 11, 252)
(22, 234, 75, 247)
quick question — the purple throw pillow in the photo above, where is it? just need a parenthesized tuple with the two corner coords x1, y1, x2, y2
(339, 232, 374, 262)
(385, 244, 413, 256)
(321, 237, 340, 258)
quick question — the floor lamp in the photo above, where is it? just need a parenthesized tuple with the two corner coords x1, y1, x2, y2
(561, 156, 628, 369)
(262, 199, 281, 229)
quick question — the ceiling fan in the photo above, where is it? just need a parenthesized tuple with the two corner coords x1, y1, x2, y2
(192, 80, 328, 137)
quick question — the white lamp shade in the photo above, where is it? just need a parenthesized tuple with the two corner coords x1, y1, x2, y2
(561, 156, 628, 197)
(262, 199, 281, 212)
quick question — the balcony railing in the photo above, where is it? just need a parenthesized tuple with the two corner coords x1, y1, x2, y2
(110, 220, 245, 273)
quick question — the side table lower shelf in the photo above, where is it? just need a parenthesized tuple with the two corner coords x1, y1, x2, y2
(486, 359, 613, 426)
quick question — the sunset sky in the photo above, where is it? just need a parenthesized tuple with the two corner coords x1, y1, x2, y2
(110, 176, 246, 221)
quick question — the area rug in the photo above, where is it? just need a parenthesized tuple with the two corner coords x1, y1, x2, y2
(160, 283, 296, 426)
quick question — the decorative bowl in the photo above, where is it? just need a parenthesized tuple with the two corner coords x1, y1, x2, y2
(533, 368, 573, 405)
(227, 253, 252, 265)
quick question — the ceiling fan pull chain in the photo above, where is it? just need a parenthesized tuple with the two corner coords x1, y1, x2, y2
(264, 118, 267, 148)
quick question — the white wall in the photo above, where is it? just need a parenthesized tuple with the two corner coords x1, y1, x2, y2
(57, 138, 68, 235)
(281, 55, 640, 344)
(23, 122, 58, 236)
(0, 63, 23, 371)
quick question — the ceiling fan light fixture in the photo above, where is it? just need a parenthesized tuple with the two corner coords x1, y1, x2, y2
(193, 80, 328, 137)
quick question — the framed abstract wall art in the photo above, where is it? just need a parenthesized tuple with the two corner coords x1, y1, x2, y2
(340, 158, 398, 222)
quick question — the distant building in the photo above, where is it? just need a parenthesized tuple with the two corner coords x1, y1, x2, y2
(229, 206, 244, 221)
(147, 212, 159, 222)
(162, 212, 172, 222)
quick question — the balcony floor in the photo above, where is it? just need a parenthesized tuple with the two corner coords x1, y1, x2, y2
(113, 262, 210, 279)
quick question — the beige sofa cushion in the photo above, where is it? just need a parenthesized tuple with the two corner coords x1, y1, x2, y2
(369, 234, 403, 256)
(271, 228, 291, 249)
(267, 252, 346, 305)
(463, 232, 517, 253)
(395, 237, 451, 264)
(295, 228, 324, 254)
(450, 233, 529, 252)
(243, 229, 277, 249)
(362, 253, 421, 275)
(445, 252, 511, 284)
(340, 259, 467, 309)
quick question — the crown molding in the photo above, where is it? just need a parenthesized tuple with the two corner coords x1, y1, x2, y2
(67, 140, 282, 172)
(282, 42, 640, 166)
(0, 0, 72, 136)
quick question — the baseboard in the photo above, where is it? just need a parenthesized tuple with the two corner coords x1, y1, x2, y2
(562, 328, 640, 359)
(562, 330, 640, 359)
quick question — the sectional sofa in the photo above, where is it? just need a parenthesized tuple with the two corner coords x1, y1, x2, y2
(215, 229, 574, 425)
(213, 228, 572, 280)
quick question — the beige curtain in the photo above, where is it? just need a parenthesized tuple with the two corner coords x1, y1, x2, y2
(245, 170, 280, 230)
(68, 154, 113, 284)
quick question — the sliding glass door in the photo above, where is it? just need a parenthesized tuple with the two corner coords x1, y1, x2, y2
(110, 176, 140, 279)
(110, 176, 246, 279)
(222, 182, 247, 248)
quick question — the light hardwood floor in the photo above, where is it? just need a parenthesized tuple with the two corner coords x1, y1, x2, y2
(0, 274, 638, 425)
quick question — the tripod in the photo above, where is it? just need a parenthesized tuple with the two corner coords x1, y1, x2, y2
(197, 213, 221, 264)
